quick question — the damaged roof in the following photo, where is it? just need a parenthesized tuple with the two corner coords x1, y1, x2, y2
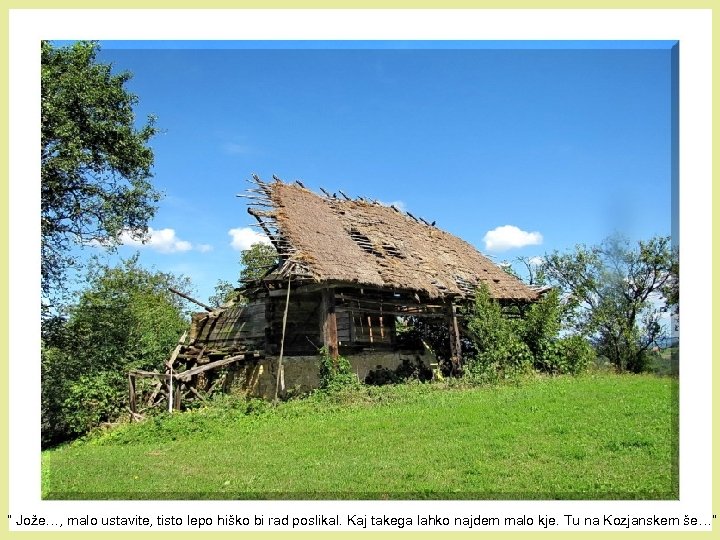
(245, 176, 538, 302)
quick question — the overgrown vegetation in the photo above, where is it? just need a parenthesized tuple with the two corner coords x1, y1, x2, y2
(462, 285, 594, 383)
(464, 285, 534, 381)
(41, 256, 189, 447)
(318, 350, 361, 393)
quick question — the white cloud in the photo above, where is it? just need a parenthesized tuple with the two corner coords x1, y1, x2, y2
(196, 244, 214, 253)
(228, 227, 271, 251)
(483, 225, 543, 252)
(118, 227, 193, 253)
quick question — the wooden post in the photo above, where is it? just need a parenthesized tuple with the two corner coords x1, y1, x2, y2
(448, 303, 462, 374)
(275, 276, 292, 401)
(165, 331, 185, 413)
(128, 374, 137, 416)
(321, 288, 339, 366)
(173, 383, 182, 411)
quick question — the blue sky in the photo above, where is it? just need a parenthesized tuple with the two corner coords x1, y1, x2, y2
(78, 41, 675, 303)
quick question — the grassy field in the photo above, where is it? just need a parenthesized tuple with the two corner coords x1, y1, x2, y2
(41, 373, 678, 500)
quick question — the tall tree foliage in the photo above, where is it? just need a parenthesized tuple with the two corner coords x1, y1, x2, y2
(542, 235, 677, 372)
(209, 243, 279, 307)
(41, 41, 160, 309)
(41, 256, 189, 446)
(238, 243, 279, 283)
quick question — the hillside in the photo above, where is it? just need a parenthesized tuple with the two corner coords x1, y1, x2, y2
(42, 374, 678, 500)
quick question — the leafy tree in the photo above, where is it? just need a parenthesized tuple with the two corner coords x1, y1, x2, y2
(542, 235, 677, 372)
(208, 279, 236, 308)
(239, 243, 279, 283)
(41, 40, 160, 310)
(41, 256, 189, 446)
(209, 243, 279, 307)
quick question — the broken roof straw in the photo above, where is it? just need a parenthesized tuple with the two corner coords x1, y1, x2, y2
(245, 176, 538, 302)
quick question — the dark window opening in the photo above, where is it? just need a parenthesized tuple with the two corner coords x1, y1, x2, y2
(350, 312, 395, 344)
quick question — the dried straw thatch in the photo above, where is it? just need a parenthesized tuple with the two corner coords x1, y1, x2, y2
(248, 178, 538, 302)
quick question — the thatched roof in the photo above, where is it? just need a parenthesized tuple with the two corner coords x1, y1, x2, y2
(246, 177, 538, 302)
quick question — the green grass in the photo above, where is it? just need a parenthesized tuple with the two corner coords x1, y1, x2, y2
(41, 373, 678, 500)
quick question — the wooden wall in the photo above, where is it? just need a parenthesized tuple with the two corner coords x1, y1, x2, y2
(266, 292, 324, 355)
(267, 290, 397, 354)
(189, 288, 401, 357)
(190, 301, 266, 352)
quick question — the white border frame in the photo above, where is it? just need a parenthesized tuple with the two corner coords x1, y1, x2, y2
(9, 8, 711, 532)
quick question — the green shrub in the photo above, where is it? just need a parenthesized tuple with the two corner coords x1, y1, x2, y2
(61, 370, 126, 436)
(41, 257, 190, 447)
(464, 284, 533, 381)
(559, 335, 596, 374)
(318, 350, 360, 393)
(531, 335, 595, 375)
(467, 338, 534, 382)
(518, 289, 563, 372)
(42, 346, 72, 447)
(464, 284, 591, 380)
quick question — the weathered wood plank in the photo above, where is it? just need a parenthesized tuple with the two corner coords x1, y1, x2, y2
(128, 374, 137, 415)
(448, 303, 462, 374)
(129, 369, 171, 379)
(169, 287, 214, 312)
(175, 353, 250, 382)
(147, 381, 163, 406)
(173, 384, 182, 410)
(320, 288, 339, 361)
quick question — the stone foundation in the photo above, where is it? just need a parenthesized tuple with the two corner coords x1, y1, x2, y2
(232, 349, 436, 399)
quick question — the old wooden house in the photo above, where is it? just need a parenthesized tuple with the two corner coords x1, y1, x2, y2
(129, 176, 539, 411)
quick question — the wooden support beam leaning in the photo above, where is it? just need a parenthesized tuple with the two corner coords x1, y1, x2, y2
(128, 374, 137, 415)
(174, 353, 252, 382)
(147, 381, 163, 406)
(129, 369, 171, 379)
(275, 276, 292, 401)
(165, 335, 186, 369)
(168, 288, 213, 312)
(247, 207, 284, 254)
